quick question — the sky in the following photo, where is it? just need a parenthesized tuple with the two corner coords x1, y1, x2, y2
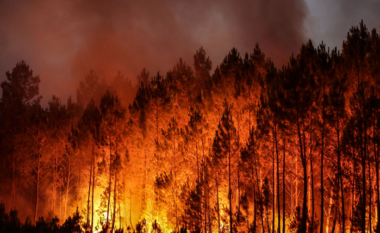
(0, 0, 379, 104)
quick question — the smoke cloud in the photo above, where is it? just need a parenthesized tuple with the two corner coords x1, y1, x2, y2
(0, 0, 308, 102)
(305, 0, 380, 49)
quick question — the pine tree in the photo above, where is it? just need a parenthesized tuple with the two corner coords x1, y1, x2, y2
(258, 61, 285, 233)
(193, 47, 212, 94)
(342, 20, 371, 88)
(349, 82, 371, 232)
(277, 52, 317, 233)
(211, 100, 239, 233)
(76, 98, 101, 231)
(0, 61, 41, 210)
(20, 105, 50, 223)
(240, 128, 260, 232)
(77, 70, 107, 109)
(325, 73, 348, 232)
(99, 90, 126, 230)
(308, 41, 338, 233)
(161, 117, 183, 230)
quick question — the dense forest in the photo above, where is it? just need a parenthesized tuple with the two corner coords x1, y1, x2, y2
(1, 21, 380, 233)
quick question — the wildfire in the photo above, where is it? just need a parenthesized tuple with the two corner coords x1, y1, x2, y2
(1, 21, 380, 233)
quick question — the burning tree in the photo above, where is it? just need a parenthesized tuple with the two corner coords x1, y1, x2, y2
(2, 21, 380, 233)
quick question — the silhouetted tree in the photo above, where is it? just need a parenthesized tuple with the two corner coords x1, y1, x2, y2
(212, 100, 238, 233)
(0, 61, 41, 210)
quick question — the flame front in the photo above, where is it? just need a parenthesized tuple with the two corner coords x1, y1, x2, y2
(2, 22, 380, 233)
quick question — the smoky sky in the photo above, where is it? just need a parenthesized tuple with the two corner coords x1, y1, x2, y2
(305, 0, 380, 48)
(0, 0, 378, 103)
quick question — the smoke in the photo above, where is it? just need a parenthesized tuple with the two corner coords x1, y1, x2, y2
(305, 0, 380, 49)
(0, 0, 308, 102)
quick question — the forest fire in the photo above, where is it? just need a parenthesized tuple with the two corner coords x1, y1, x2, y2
(1, 21, 380, 233)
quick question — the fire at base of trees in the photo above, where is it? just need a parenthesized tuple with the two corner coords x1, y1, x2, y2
(1, 21, 380, 233)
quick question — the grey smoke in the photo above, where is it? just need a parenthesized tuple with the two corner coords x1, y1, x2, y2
(305, 0, 380, 49)
(7, 0, 377, 103)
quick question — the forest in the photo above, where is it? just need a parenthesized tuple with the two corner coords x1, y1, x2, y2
(0, 21, 380, 233)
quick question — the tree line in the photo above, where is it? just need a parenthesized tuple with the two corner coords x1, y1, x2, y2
(1, 21, 380, 233)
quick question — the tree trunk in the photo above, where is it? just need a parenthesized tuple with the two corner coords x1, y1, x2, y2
(296, 153, 298, 211)
(255, 151, 265, 233)
(362, 119, 367, 233)
(273, 135, 275, 233)
(252, 164, 257, 231)
(296, 115, 308, 233)
(87, 161, 92, 224)
(11, 153, 16, 209)
(65, 156, 71, 220)
(229, 138, 233, 233)
(77, 160, 81, 203)
(119, 184, 122, 230)
(91, 142, 95, 232)
(130, 188, 134, 231)
(336, 126, 345, 233)
(238, 168, 240, 216)
(301, 158, 308, 233)
(311, 152, 315, 233)
(331, 207, 338, 233)
(369, 142, 372, 232)
(260, 200, 265, 233)
(266, 204, 271, 233)
(283, 143, 286, 233)
(174, 135, 178, 231)
(141, 146, 147, 217)
(59, 185, 62, 221)
(111, 167, 117, 233)
(111, 118, 119, 233)
(275, 128, 280, 233)
(155, 100, 160, 222)
(196, 143, 199, 182)
(52, 157, 56, 214)
(34, 154, 41, 223)
(326, 188, 334, 233)
(376, 139, 380, 232)
(216, 175, 221, 233)
(351, 148, 356, 233)
(320, 75, 326, 233)
(204, 174, 208, 233)
(106, 133, 112, 227)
